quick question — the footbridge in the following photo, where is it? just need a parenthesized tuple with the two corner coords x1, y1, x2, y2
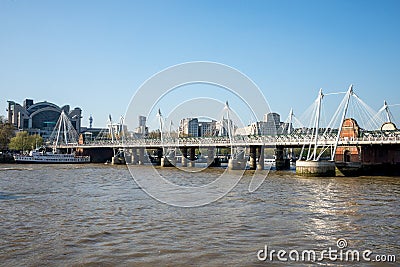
(52, 85, 400, 176)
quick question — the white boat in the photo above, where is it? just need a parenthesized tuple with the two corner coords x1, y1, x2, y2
(14, 150, 90, 164)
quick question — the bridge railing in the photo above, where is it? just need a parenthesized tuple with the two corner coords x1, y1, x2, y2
(54, 131, 400, 148)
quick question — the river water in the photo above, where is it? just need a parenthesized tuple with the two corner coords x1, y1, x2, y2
(0, 164, 399, 266)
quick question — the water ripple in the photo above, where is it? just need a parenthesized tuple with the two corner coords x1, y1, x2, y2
(0, 164, 399, 266)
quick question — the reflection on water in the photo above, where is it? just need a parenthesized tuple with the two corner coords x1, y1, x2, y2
(0, 164, 399, 266)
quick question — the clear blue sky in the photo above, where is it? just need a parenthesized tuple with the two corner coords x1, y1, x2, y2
(1, 0, 400, 128)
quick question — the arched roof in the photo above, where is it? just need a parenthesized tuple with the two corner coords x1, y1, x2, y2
(29, 107, 61, 130)
(29, 106, 61, 118)
(27, 101, 61, 114)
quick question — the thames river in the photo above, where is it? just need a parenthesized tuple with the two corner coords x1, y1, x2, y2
(0, 164, 399, 266)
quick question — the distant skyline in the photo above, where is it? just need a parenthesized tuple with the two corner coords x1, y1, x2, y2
(1, 0, 400, 129)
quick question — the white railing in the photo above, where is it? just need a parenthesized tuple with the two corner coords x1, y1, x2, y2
(55, 132, 400, 148)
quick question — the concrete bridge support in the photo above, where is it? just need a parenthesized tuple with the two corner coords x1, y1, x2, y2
(131, 148, 138, 165)
(181, 147, 188, 167)
(257, 146, 264, 170)
(138, 148, 145, 165)
(189, 147, 196, 167)
(207, 147, 215, 166)
(296, 160, 336, 176)
(249, 146, 257, 170)
(153, 148, 163, 166)
(111, 149, 126, 165)
(275, 146, 290, 170)
(124, 149, 132, 164)
(161, 150, 176, 167)
(160, 157, 172, 167)
(228, 146, 246, 170)
(228, 158, 246, 170)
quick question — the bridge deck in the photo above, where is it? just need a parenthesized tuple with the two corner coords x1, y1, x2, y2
(56, 134, 400, 149)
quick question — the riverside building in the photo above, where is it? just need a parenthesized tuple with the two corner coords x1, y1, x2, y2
(7, 99, 82, 140)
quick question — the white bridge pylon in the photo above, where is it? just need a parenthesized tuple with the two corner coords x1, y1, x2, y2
(373, 100, 400, 127)
(299, 84, 389, 162)
(48, 110, 79, 151)
(300, 85, 353, 162)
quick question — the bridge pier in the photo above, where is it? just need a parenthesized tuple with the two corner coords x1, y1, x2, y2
(189, 147, 196, 167)
(111, 149, 126, 165)
(124, 149, 132, 164)
(249, 146, 257, 170)
(207, 147, 221, 167)
(228, 146, 246, 170)
(275, 146, 290, 170)
(181, 147, 188, 167)
(228, 158, 246, 170)
(257, 146, 264, 170)
(161, 150, 176, 167)
(160, 157, 172, 167)
(248, 145, 265, 170)
(152, 148, 163, 166)
(207, 147, 215, 166)
(138, 148, 145, 165)
(131, 148, 138, 165)
(296, 160, 336, 176)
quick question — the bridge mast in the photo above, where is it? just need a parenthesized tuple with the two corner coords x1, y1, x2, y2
(287, 108, 294, 160)
(51, 110, 79, 152)
(119, 115, 125, 143)
(224, 101, 237, 160)
(288, 108, 294, 135)
(63, 113, 68, 145)
(108, 114, 115, 143)
(225, 101, 233, 142)
(331, 84, 353, 160)
(311, 89, 323, 160)
(383, 100, 392, 123)
(54, 111, 63, 151)
(157, 108, 163, 143)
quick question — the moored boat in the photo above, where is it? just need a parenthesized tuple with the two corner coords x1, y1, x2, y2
(14, 150, 90, 164)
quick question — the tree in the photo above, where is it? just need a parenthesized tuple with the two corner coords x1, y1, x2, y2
(30, 134, 43, 150)
(0, 115, 15, 151)
(8, 131, 43, 152)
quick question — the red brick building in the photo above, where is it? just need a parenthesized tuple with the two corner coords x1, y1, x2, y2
(335, 118, 400, 175)
(335, 118, 361, 163)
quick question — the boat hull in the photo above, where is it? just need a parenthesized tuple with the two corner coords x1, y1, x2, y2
(13, 154, 90, 164)
(14, 159, 90, 164)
